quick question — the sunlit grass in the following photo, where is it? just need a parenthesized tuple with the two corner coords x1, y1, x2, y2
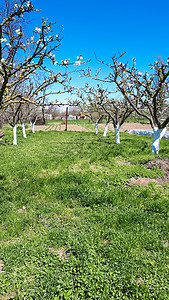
(0, 126, 169, 299)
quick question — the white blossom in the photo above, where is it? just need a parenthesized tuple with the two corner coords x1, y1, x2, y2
(35, 27, 41, 33)
(74, 61, 81, 66)
(138, 72, 143, 76)
(16, 29, 21, 35)
(61, 59, 70, 64)
(0, 38, 7, 43)
(80, 55, 83, 60)
(1, 58, 5, 64)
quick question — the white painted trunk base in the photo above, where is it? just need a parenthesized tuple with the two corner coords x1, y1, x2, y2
(21, 123, 27, 138)
(13, 125, 17, 145)
(115, 125, 120, 144)
(103, 123, 109, 137)
(30, 122, 35, 133)
(95, 122, 98, 134)
(151, 127, 166, 154)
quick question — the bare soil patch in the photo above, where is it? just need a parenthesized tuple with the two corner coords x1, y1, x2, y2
(27, 123, 93, 132)
(128, 177, 158, 186)
(120, 123, 169, 132)
(117, 161, 134, 166)
(128, 159, 169, 186)
(0, 291, 17, 300)
(144, 159, 169, 184)
(27, 122, 169, 133)
(49, 247, 70, 259)
(0, 260, 3, 274)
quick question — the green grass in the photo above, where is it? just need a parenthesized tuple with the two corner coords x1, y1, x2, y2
(125, 116, 150, 124)
(46, 116, 150, 125)
(0, 125, 169, 299)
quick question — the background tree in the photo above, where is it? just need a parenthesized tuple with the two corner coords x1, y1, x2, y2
(79, 84, 133, 143)
(87, 53, 169, 153)
(0, 0, 85, 111)
(77, 86, 106, 134)
(4, 102, 22, 145)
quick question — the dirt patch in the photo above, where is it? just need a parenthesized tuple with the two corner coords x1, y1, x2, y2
(144, 159, 169, 184)
(0, 260, 3, 274)
(163, 240, 169, 248)
(121, 123, 169, 132)
(27, 122, 169, 133)
(117, 161, 134, 166)
(0, 291, 18, 300)
(17, 206, 26, 213)
(128, 177, 158, 186)
(27, 123, 93, 132)
(49, 247, 69, 259)
(136, 277, 149, 287)
(128, 159, 169, 186)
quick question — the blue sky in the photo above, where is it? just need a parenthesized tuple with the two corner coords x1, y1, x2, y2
(28, 0, 169, 103)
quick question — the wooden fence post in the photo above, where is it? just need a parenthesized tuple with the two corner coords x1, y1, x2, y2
(65, 107, 68, 131)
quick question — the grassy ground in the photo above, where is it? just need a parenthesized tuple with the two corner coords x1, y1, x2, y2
(0, 125, 169, 299)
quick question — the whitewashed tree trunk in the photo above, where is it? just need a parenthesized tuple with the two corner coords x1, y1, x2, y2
(151, 127, 166, 154)
(13, 124, 17, 145)
(95, 122, 98, 134)
(30, 122, 35, 133)
(115, 124, 120, 144)
(21, 123, 27, 138)
(103, 123, 109, 137)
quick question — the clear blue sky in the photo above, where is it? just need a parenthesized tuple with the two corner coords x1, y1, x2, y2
(28, 0, 169, 103)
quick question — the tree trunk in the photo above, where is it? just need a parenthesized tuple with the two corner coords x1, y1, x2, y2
(13, 124, 17, 145)
(42, 105, 46, 125)
(21, 123, 27, 138)
(115, 124, 120, 144)
(0, 118, 3, 129)
(30, 122, 35, 133)
(103, 123, 109, 137)
(95, 122, 98, 134)
(151, 127, 166, 154)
